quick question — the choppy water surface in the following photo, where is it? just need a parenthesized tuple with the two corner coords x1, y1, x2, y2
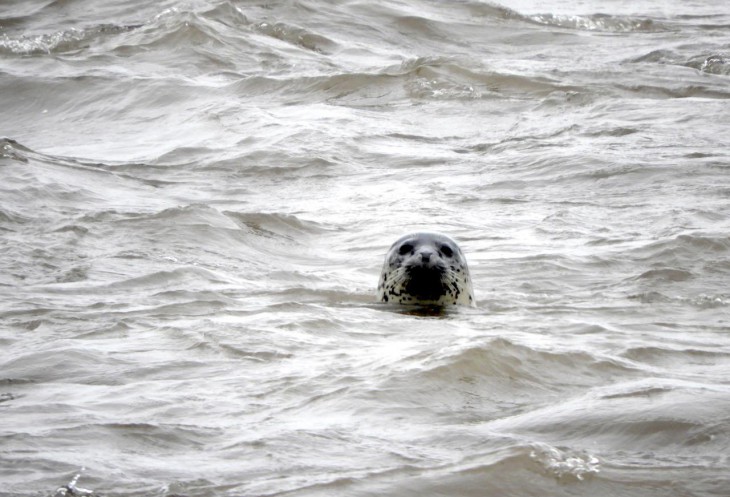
(2, 1, 730, 496)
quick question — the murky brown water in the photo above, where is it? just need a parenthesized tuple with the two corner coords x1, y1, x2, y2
(1, 1, 729, 496)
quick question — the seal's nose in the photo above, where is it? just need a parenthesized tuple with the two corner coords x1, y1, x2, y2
(419, 249, 435, 264)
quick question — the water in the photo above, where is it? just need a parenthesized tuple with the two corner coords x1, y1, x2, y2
(1, 1, 729, 496)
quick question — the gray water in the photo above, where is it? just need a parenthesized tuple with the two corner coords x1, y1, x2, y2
(2, 1, 730, 496)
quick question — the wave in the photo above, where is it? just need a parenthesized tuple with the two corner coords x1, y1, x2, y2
(102, 266, 230, 291)
(528, 443, 600, 481)
(630, 49, 730, 75)
(0, 1, 243, 58)
(1, 137, 37, 162)
(106, 5, 253, 59)
(226, 53, 730, 105)
(252, 20, 338, 54)
(320, 442, 600, 496)
(620, 234, 730, 297)
(369, 338, 639, 423)
(0, 1, 339, 69)
(526, 13, 670, 33)
(0, 138, 124, 225)
(621, 345, 730, 373)
(1, 137, 337, 290)
(451, 1, 671, 34)
(2, 346, 130, 384)
(635, 268, 694, 282)
(223, 211, 332, 239)
(101, 206, 333, 273)
(0, 137, 177, 188)
(230, 56, 572, 104)
(416, 338, 636, 385)
(488, 379, 730, 454)
(627, 234, 730, 263)
(0, 23, 139, 56)
(628, 291, 729, 308)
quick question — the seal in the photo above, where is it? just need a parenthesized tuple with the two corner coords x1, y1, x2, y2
(377, 232, 475, 307)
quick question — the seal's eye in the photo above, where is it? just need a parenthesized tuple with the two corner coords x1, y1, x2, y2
(440, 245, 453, 258)
(398, 243, 413, 256)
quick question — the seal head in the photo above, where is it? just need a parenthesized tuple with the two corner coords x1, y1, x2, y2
(377, 232, 475, 307)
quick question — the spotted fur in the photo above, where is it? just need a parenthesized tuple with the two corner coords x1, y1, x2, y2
(377, 232, 475, 307)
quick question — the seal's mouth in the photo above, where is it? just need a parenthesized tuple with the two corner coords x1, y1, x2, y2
(404, 265, 446, 300)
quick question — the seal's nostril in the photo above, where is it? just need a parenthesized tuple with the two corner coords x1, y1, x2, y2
(421, 253, 431, 263)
